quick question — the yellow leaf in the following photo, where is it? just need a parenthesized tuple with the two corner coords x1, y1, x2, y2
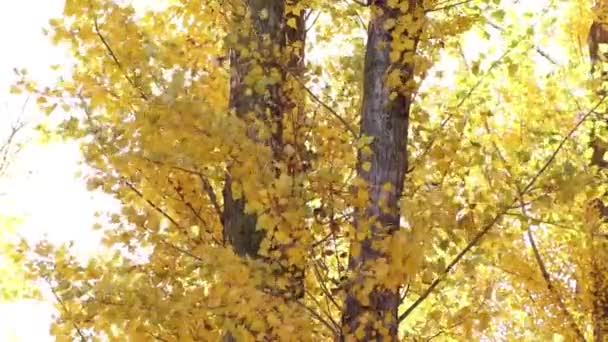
(275, 173, 292, 194)
(383, 18, 397, 31)
(362, 161, 371, 172)
(259, 9, 268, 20)
(9, 85, 21, 94)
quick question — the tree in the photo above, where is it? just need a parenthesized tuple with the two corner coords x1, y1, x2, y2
(17, 0, 608, 340)
(340, 1, 422, 339)
(0, 104, 34, 301)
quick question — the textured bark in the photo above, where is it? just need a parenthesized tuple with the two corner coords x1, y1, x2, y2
(222, 0, 305, 258)
(222, 0, 307, 291)
(588, 142, 608, 342)
(221, 1, 306, 339)
(591, 238, 608, 342)
(222, 0, 286, 259)
(589, 2, 608, 333)
(340, 1, 423, 341)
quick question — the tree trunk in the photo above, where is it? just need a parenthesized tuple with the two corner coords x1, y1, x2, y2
(222, 0, 287, 258)
(222, 0, 307, 302)
(340, 1, 423, 341)
(591, 238, 608, 342)
(221, 1, 306, 339)
(588, 141, 608, 341)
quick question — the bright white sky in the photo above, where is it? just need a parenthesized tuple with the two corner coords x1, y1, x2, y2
(0, 0, 167, 339)
(0, 1, 120, 340)
(0, 0, 563, 340)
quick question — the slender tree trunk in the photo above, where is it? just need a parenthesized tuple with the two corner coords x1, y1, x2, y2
(589, 1, 608, 333)
(591, 238, 608, 342)
(588, 142, 608, 341)
(340, 1, 423, 341)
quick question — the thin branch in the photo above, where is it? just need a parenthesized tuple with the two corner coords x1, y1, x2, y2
(457, 41, 470, 70)
(305, 11, 322, 33)
(340, 0, 368, 31)
(93, 15, 148, 100)
(522, 94, 608, 194)
(484, 18, 559, 66)
(171, 181, 222, 245)
(311, 259, 341, 309)
(425, 0, 473, 13)
(399, 95, 608, 322)
(300, 291, 341, 333)
(515, 175, 583, 341)
(124, 180, 181, 228)
(398, 209, 506, 322)
(44, 277, 88, 341)
(526, 227, 585, 341)
(0, 119, 26, 177)
(292, 76, 358, 137)
(409, 37, 524, 173)
(504, 212, 577, 231)
(295, 299, 339, 335)
(141, 156, 224, 222)
(199, 175, 223, 220)
(122, 180, 206, 263)
(350, 0, 369, 6)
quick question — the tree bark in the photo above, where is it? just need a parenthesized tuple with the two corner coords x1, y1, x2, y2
(588, 141, 608, 342)
(222, 0, 287, 258)
(591, 239, 608, 342)
(222, 0, 307, 297)
(340, 1, 423, 341)
(222, 0, 306, 260)
(221, 1, 307, 339)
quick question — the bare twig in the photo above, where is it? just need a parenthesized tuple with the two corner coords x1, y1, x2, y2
(484, 18, 559, 66)
(305, 11, 322, 33)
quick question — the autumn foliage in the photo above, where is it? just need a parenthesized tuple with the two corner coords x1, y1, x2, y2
(12, 0, 608, 341)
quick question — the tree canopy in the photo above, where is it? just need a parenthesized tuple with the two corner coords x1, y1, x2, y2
(11, 0, 608, 340)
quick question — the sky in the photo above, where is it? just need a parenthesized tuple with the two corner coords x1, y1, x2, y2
(0, 0, 115, 340)
(0, 1, 167, 339)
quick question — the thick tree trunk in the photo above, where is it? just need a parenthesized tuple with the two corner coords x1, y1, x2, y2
(222, 0, 307, 296)
(222, 0, 287, 258)
(221, 1, 306, 339)
(340, 1, 423, 341)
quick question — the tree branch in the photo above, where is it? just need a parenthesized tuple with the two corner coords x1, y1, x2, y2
(291, 76, 358, 137)
(122, 180, 206, 262)
(93, 15, 148, 100)
(408, 37, 525, 173)
(44, 277, 88, 341)
(484, 18, 559, 66)
(398, 209, 506, 322)
(425, 0, 473, 13)
(526, 227, 585, 341)
(399, 95, 608, 323)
